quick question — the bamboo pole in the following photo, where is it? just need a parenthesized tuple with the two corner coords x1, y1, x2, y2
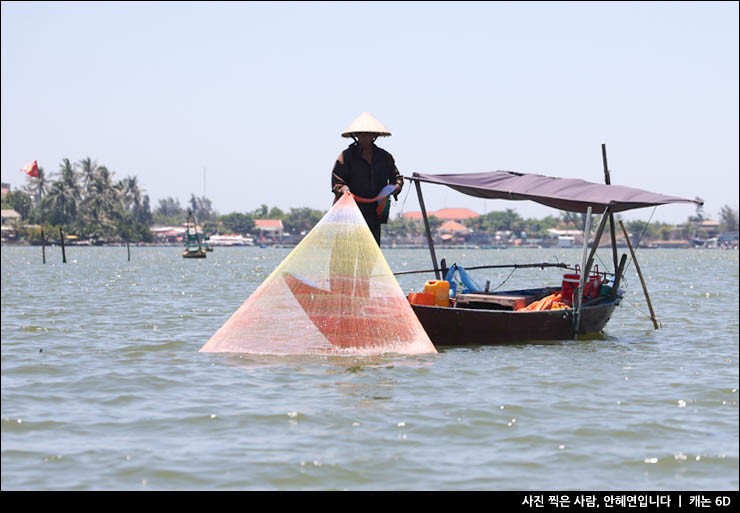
(619, 220, 659, 329)
(573, 207, 592, 337)
(414, 178, 440, 280)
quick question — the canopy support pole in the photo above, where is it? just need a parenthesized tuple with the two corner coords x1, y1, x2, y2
(619, 220, 660, 329)
(573, 207, 593, 337)
(414, 178, 440, 280)
(582, 204, 612, 281)
(602, 144, 619, 274)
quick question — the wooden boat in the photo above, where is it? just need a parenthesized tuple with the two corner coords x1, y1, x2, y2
(182, 210, 207, 259)
(401, 146, 701, 346)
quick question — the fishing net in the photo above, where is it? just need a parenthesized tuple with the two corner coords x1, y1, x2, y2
(200, 192, 437, 356)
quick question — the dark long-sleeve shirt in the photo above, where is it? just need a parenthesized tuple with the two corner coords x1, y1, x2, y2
(331, 142, 403, 228)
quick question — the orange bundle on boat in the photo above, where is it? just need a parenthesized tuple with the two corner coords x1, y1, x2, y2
(517, 292, 570, 311)
(408, 291, 435, 306)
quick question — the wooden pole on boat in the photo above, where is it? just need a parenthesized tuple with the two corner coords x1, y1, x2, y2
(574, 207, 592, 337)
(59, 227, 67, 263)
(619, 220, 659, 329)
(611, 253, 628, 296)
(582, 205, 612, 281)
(414, 178, 441, 280)
(601, 144, 619, 274)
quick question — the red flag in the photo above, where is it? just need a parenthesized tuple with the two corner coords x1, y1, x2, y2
(21, 160, 39, 178)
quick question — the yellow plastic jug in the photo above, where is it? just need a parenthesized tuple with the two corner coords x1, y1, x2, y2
(424, 280, 450, 307)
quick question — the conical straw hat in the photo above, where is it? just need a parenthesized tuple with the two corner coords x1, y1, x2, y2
(341, 112, 392, 138)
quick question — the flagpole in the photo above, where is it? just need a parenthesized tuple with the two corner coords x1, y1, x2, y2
(39, 167, 45, 264)
(20, 161, 45, 263)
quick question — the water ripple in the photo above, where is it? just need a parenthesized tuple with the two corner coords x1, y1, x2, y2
(2, 247, 737, 490)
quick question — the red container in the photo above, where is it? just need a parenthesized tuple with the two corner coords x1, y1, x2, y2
(561, 272, 581, 305)
(562, 265, 602, 304)
(585, 265, 601, 299)
(408, 292, 435, 306)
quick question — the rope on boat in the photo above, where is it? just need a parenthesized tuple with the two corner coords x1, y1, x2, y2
(392, 261, 569, 276)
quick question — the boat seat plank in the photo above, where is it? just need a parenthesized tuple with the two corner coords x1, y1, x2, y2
(454, 293, 535, 310)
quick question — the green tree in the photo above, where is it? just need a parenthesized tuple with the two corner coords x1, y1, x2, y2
(42, 158, 81, 228)
(189, 194, 216, 222)
(115, 175, 153, 242)
(473, 209, 524, 234)
(139, 195, 153, 226)
(282, 207, 324, 234)
(718, 205, 738, 232)
(1, 189, 33, 219)
(249, 204, 285, 219)
(385, 215, 425, 239)
(78, 164, 120, 241)
(625, 219, 659, 242)
(219, 212, 255, 235)
(153, 197, 185, 224)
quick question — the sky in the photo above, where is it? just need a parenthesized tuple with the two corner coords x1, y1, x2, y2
(2, 1, 738, 225)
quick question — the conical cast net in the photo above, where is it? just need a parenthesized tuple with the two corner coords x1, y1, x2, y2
(200, 193, 437, 356)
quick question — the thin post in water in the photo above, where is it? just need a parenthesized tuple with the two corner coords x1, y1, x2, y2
(41, 227, 46, 264)
(619, 220, 659, 329)
(59, 227, 67, 263)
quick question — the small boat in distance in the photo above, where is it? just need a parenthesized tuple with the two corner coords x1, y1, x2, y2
(182, 210, 207, 259)
(208, 234, 255, 247)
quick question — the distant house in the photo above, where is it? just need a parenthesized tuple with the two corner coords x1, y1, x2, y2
(1, 208, 21, 241)
(438, 220, 472, 234)
(437, 220, 472, 242)
(149, 225, 186, 243)
(547, 228, 584, 247)
(403, 207, 480, 222)
(254, 219, 284, 240)
(1, 208, 21, 223)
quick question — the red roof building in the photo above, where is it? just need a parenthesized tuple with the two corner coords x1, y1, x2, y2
(402, 208, 480, 222)
(255, 219, 284, 238)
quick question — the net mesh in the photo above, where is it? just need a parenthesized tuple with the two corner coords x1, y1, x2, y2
(200, 193, 437, 356)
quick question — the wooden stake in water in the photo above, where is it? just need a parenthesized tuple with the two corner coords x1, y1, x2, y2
(41, 227, 46, 264)
(59, 227, 67, 263)
(619, 220, 659, 329)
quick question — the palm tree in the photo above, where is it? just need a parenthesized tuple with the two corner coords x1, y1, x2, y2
(79, 165, 120, 241)
(78, 157, 100, 192)
(42, 158, 81, 228)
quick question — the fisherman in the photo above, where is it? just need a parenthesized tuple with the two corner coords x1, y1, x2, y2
(331, 112, 404, 245)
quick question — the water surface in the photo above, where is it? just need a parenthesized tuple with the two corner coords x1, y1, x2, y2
(1, 246, 737, 490)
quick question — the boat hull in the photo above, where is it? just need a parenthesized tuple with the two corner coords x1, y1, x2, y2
(411, 297, 620, 346)
(182, 247, 207, 258)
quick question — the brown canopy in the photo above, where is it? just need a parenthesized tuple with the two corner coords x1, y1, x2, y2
(409, 170, 702, 214)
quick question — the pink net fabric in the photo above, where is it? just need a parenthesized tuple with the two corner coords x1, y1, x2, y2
(200, 193, 437, 356)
